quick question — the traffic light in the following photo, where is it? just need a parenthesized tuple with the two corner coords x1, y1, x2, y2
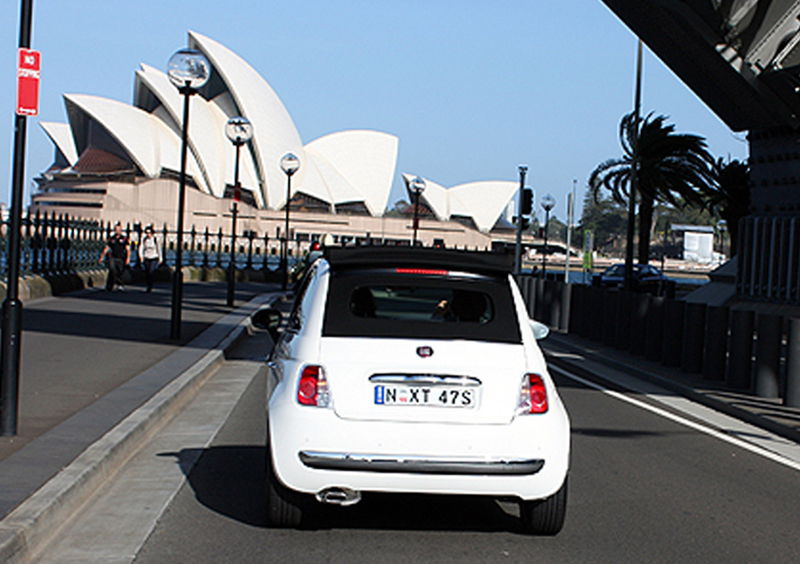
(520, 188, 533, 215)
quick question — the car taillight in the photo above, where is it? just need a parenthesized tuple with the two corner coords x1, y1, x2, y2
(517, 373, 548, 414)
(297, 365, 331, 407)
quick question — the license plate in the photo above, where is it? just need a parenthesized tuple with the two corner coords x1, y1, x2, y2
(373, 385, 477, 408)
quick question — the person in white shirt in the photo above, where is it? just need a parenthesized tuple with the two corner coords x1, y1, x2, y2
(138, 225, 162, 292)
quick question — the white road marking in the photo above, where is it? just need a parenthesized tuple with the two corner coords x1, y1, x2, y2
(550, 364, 800, 473)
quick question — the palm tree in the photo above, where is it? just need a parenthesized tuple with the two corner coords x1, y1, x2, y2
(703, 158, 750, 256)
(589, 112, 713, 264)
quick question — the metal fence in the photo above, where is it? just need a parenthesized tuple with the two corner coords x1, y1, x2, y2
(517, 275, 800, 408)
(0, 211, 305, 281)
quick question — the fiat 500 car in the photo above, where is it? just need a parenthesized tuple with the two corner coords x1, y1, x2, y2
(254, 247, 570, 535)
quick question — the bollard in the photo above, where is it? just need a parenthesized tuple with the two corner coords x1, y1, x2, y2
(702, 306, 729, 381)
(615, 291, 633, 350)
(590, 286, 605, 342)
(602, 291, 618, 346)
(534, 278, 545, 321)
(786, 318, 800, 407)
(548, 280, 562, 330)
(541, 280, 553, 326)
(662, 299, 685, 367)
(629, 293, 650, 356)
(570, 284, 584, 336)
(754, 313, 782, 398)
(525, 277, 535, 318)
(645, 297, 665, 362)
(560, 283, 572, 333)
(681, 302, 706, 373)
(727, 309, 755, 390)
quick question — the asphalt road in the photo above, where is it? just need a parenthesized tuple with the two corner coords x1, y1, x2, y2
(134, 363, 800, 563)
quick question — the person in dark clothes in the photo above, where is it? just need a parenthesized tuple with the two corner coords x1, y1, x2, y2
(138, 225, 162, 292)
(98, 223, 130, 291)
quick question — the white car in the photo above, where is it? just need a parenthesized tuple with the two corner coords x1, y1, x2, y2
(254, 247, 570, 535)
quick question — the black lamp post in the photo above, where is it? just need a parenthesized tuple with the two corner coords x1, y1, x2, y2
(410, 176, 426, 246)
(224, 116, 253, 307)
(1, 0, 34, 436)
(541, 193, 555, 278)
(167, 48, 210, 340)
(280, 153, 300, 291)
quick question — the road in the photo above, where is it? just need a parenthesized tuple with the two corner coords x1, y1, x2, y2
(38, 332, 800, 563)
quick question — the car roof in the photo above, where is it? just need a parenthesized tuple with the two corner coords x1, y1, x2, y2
(323, 247, 514, 275)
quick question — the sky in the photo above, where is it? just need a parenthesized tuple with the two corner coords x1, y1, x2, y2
(1, 0, 748, 225)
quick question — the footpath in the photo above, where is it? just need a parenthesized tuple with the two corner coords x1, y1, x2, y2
(0, 280, 282, 562)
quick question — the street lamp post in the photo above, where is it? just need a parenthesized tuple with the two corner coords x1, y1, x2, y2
(280, 153, 300, 291)
(167, 48, 210, 340)
(224, 116, 253, 307)
(1, 0, 34, 436)
(541, 194, 556, 278)
(564, 179, 576, 283)
(514, 165, 528, 275)
(410, 176, 426, 246)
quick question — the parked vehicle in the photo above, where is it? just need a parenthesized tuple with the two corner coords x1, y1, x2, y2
(254, 247, 570, 535)
(594, 263, 670, 292)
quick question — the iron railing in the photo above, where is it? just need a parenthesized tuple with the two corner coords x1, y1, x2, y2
(0, 211, 304, 281)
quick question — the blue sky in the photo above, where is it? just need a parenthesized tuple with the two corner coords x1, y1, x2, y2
(1, 0, 748, 224)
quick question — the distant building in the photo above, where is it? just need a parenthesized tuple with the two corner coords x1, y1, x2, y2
(671, 224, 715, 264)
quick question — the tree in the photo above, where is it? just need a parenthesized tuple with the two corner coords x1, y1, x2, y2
(588, 112, 713, 264)
(702, 158, 749, 256)
(578, 191, 628, 254)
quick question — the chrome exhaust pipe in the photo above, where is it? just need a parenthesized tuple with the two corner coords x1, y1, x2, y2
(316, 487, 361, 506)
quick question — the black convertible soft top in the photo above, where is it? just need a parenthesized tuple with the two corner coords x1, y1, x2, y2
(323, 247, 513, 275)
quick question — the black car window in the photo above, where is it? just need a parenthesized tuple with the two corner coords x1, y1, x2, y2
(323, 270, 520, 343)
(350, 286, 494, 324)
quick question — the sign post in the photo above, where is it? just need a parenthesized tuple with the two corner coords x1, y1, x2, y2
(2, 0, 35, 436)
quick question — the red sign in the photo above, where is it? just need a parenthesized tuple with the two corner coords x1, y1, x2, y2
(16, 48, 41, 116)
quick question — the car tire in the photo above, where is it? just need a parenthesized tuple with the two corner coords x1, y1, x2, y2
(520, 477, 567, 535)
(265, 443, 308, 528)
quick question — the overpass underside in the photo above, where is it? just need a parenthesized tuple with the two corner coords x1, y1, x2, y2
(603, 0, 800, 304)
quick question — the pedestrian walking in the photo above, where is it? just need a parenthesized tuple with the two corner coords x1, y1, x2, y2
(99, 223, 130, 291)
(138, 225, 162, 292)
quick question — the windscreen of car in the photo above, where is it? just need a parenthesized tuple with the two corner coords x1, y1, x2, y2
(323, 270, 521, 343)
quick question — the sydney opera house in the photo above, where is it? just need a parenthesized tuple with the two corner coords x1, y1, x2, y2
(32, 32, 523, 250)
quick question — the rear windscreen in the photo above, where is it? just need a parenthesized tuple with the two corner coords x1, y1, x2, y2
(323, 270, 521, 343)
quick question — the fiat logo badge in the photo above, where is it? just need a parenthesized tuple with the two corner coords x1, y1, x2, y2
(417, 346, 434, 358)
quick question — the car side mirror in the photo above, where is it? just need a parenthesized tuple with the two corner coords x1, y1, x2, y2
(252, 307, 282, 341)
(529, 319, 550, 340)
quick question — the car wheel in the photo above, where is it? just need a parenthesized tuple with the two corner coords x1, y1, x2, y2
(265, 443, 309, 528)
(520, 478, 567, 535)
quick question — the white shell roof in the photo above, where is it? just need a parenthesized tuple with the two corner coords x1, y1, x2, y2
(449, 180, 518, 232)
(64, 93, 205, 186)
(306, 130, 398, 215)
(42, 32, 516, 230)
(402, 174, 517, 232)
(401, 173, 449, 220)
(189, 31, 308, 208)
(134, 63, 262, 205)
(40, 121, 77, 165)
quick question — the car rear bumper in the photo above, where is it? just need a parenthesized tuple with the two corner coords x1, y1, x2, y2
(268, 399, 570, 501)
(299, 451, 545, 475)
